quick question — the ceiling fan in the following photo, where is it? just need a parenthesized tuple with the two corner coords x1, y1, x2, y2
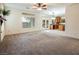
(32, 3, 47, 10)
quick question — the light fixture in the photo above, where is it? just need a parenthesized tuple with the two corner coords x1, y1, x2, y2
(32, 3, 47, 10)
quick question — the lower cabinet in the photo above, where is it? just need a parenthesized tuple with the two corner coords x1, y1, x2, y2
(59, 24, 65, 31)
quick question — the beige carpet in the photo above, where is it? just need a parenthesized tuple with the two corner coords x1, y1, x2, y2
(0, 31, 79, 55)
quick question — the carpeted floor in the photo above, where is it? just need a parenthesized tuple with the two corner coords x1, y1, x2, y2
(0, 30, 79, 55)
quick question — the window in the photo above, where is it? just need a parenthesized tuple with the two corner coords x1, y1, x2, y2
(42, 20, 49, 28)
(22, 17, 35, 28)
(46, 20, 49, 28)
(42, 20, 45, 28)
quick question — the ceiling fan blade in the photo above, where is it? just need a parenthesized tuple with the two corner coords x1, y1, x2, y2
(42, 8, 47, 10)
(42, 5, 47, 7)
(32, 4, 38, 9)
(32, 3, 47, 10)
(42, 6, 47, 9)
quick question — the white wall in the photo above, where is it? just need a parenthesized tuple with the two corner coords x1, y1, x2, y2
(5, 9, 41, 35)
(37, 4, 79, 39)
(4, 4, 79, 39)
(65, 4, 79, 38)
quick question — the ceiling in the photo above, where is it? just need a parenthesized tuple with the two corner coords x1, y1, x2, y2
(5, 3, 71, 16)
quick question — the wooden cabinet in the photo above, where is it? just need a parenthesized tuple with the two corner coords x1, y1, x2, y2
(59, 24, 65, 31)
(55, 16, 61, 23)
(53, 24, 59, 29)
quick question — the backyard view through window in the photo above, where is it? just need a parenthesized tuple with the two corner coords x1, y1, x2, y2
(22, 17, 35, 28)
